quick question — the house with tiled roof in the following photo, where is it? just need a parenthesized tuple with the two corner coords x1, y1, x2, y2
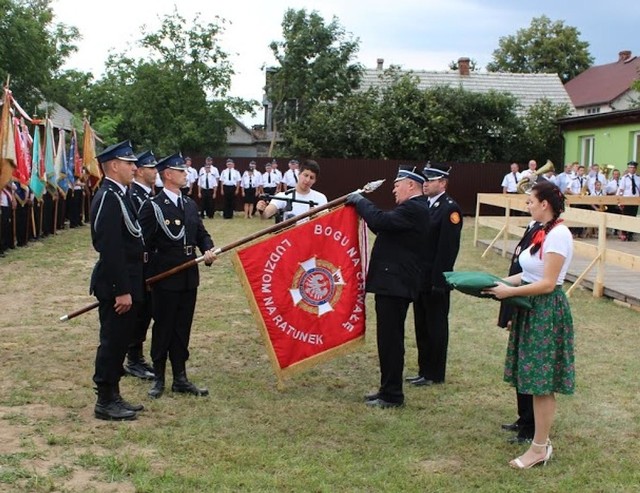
(360, 57, 575, 116)
(564, 50, 640, 116)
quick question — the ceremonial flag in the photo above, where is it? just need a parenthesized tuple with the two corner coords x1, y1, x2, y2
(12, 118, 31, 189)
(54, 128, 70, 196)
(69, 129, 81, 179)
(29, 126, 45, 201)
(82, 118, 101, 190)
(233, 205, 368, 382)
(0, 88, 17, 190)
(43, 119, 57, 192)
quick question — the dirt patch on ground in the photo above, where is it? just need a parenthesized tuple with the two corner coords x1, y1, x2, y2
(0, 403, 147, 492)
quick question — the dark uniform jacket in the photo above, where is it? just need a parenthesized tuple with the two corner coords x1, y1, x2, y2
(355, 195, 431, 300)
(139, 190, 214, 291)
(423, 193, 462, 293)
(129, 182, 153, 215)
(90, 179, 145, 301)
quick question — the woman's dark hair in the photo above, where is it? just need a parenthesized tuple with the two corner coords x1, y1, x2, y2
(530, 181, 565, 256)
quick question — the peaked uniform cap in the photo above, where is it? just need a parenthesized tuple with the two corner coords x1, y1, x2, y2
(156, 153, 186, 173)
(422, 162, 451, 181)
(96, 140, 137, 164)
(394, 164, 425, 184)
(135, 150, 157, 168)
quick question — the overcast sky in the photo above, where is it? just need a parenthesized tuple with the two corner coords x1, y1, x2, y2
(52, 0, 640, 126)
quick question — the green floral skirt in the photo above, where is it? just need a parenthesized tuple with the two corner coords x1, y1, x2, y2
(504, 285, 575, 395)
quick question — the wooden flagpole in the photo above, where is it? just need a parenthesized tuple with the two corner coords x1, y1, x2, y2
(59, 179, 385, 322)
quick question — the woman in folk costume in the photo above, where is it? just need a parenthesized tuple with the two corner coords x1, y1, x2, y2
(484, 180, 574, 469)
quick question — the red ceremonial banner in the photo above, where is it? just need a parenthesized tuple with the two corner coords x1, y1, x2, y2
(233, 205, 368, 380)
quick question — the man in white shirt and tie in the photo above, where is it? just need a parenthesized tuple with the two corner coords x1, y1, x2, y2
(501, 163, 521, 194)
(220, 159, 240, 219)
(197, 157, 219, 218)
(617, 161, 639, 241)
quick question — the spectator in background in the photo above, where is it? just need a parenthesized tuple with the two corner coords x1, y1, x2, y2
(617, 161, 640, 241)
(198, 157, 219, 219)
(282, 159, 300, 190)
(241, 161, 263, 219)
(262, 162, 279, 197)
(502, 163, 521, 194)
(220, 159, 241, 219)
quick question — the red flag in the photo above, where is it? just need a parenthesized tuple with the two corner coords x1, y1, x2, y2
(233, 206, 368, 381)
(11, 117, 30, 187)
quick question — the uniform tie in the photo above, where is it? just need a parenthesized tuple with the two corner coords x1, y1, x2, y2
(205, 173, 209, 189)
(177, 196, 183, 210)
(632, 175, 637, 195)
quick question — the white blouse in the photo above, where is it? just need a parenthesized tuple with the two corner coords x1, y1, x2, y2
(519, 224, 573, 285)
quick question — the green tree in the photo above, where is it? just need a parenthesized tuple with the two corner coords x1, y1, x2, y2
(487, 15, 593, 83)
(87, 8, 254, 154)
(266, 8, 362, 155)
(519, 98, 572, 166)
(0, 0, 79, 112)
(284, 69, 523, 162)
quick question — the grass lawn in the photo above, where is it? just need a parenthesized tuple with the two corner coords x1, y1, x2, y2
(0, 215, 639, 492)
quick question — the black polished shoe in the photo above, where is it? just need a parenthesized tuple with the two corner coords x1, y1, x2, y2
(94, 401, 137, 421)
(365, 398, 404, 409)
(405, 375, 422, 383)
(125, 361, 155, 380)
(115, 395, 144, 412)
(172, 373, 209, 397)
(364, 392, 379, 402)
(507, 435, 533, 444)
(410, 377, 443, 387)
(148, 379, 165, 399)
(501, 422, 520, 432)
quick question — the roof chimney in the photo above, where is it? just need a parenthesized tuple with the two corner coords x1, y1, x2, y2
(376, 58, 384, 71)
(458, 57, 470, 76)
(618, 50, 632, 62)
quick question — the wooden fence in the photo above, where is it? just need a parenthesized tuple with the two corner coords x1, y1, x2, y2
(474, 193, 640, 299)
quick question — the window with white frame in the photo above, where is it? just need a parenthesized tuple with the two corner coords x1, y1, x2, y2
(585, 106, 601, 115)
(580, 136, 595, 167)
(634, 131, 640, 163)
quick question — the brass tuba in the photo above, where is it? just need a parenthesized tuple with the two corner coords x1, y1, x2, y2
(516, 160, 555, 194)
(602, 165, 615, 181)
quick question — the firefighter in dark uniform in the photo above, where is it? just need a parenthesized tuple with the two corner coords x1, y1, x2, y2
(90, 140, 145, 421)
(407, 163, 462, 387)
(123, 150, 158, 380)
(139, 153, 217, 399)
(346, 165, 431, 408)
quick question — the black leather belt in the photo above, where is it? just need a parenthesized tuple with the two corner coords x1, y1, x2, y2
(159, 245, 196, 255)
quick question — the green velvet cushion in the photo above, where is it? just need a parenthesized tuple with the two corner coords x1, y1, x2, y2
(443, 271, 533, 309)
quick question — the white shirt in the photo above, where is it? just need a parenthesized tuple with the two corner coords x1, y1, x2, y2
(501, 171, 521, 192)
(555, 172, 572, 194)
(283, 169, 299, 188)
(198, 167, 219, 189)
(618, 173, 640, 197)
(272, 188, 328, 221)
(262, 171, 281, 188)
(520, 224, 573, 285)
(162, 187, 183, 208)
(605, 178, 620, 195)
(185, 167, 198, 186)
(567, 175, 586, 194)
(241, 171, 263, 189)
(220, 168, 241, 186)
(587, 172, 606, 195)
